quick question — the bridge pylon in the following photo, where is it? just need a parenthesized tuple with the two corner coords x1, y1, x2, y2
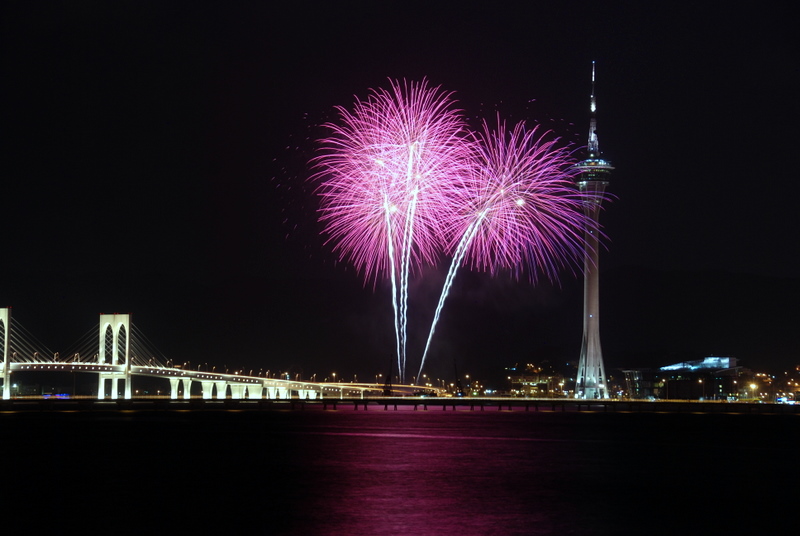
(97, 313, 131, 400)
(1, 308, 9, 400)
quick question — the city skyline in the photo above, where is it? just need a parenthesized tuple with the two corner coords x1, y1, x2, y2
(2, 2, 797, 385)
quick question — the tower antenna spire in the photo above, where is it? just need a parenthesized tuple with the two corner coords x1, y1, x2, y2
(588, 60, 599, 157)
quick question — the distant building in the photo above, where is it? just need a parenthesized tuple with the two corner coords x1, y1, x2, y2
(506, 363, 567, 397)
(623, 356, 745, 400)
(660, 356, 737, 371)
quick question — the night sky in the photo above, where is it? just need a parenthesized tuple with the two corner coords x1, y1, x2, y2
(2, 1, 797, 385)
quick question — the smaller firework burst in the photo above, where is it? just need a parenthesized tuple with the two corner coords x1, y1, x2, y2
(418, 118, 605, 378)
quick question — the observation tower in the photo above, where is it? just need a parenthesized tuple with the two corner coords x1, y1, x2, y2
(574, 61, 613, 399)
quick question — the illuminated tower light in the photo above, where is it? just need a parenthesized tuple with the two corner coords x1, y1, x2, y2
(575, 61, 614, 400)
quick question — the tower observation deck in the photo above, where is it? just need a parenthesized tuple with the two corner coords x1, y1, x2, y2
(575, 61, 613, 399)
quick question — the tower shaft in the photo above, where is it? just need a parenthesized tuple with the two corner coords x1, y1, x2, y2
(576, 182, 608, 399)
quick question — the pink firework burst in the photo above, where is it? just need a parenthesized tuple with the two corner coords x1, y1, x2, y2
(312, 79, 472, 284)
(313, 79, 473, 381)
(444, 118, 601, 282)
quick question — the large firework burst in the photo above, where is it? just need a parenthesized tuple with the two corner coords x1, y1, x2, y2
(313, 79, 473, 381)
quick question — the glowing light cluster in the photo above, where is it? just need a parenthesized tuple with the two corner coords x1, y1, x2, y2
(313, 79, 605, 381)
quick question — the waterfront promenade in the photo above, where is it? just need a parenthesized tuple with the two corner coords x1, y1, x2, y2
(2, 396, 797, 414)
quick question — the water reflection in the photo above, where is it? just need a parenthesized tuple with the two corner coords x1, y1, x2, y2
(3, 408, 794, 535)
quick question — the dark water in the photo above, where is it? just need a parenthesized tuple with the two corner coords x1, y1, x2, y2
(3, 407, 797, 535)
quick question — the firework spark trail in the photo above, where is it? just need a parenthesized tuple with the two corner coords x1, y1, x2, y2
(313, 79, 471, 383)
(418, 211, 485, 377)
(383, 195, 402, 374)
(399, 191, 416, 378)
(417, 119, 601, 379)
(398, 141, 423, 379)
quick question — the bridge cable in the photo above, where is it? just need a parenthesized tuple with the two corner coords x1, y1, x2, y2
(61, 326, 101, 363)
(9, 319, 53, 363)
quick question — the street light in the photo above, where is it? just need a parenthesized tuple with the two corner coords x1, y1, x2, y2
(750, 383, 757, 401)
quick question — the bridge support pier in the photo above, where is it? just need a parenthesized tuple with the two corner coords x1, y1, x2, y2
(214, 381, 227, 399)
(167, 378, 192, 399)
(1, 308, 10, 400)
(247, 385, 262, 399)
(97, 374, 129, 400)
(201, 381, 214, 399)
(229, 384, 245, 399)
(169, 378, 180, 399)
(98, 314, 132, 399)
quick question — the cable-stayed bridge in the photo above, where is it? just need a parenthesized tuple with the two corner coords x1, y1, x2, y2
(0, 307, 409, 401)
